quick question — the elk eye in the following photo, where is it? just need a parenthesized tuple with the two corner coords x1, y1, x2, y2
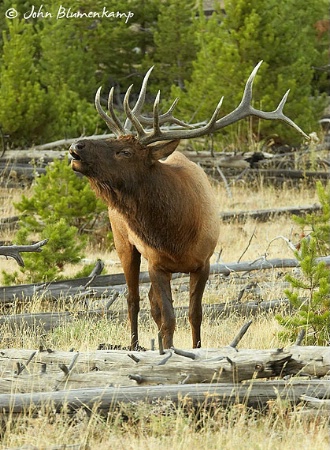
(117, 149, 132, 158)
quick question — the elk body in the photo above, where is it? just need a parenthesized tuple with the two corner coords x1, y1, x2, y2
(70, 62, 307, 350)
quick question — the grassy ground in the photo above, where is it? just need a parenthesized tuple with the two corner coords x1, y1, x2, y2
(0, 179, 329, 449)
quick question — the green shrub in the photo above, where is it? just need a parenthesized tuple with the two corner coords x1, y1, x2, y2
(292, 181, 330, 256)
(277, 182, 330, 345)
(2, 156, 109, 284)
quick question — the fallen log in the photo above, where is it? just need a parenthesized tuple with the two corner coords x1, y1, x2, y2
(0, 341, 328, 393)
(253, 168, 330, 180)
(300, 394, 330, 410)
(0, 149, 66, 162)
(0, 298, 290, 332)
(0, 164, 46, 179)
(0, 379, 329, 413)
(219, 204, 322, 222)
(0, 348, 292, 391)
(0, 319, 329, 413)
(1, 256, 330, 303)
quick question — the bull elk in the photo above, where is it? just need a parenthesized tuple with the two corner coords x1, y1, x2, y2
(69, 61, 307, 350)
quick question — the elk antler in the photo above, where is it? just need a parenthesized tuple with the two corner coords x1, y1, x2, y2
(95, 61, 309, 144)
(95, 67, 190, 137)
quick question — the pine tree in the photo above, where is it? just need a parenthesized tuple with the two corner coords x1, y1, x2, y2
(15, 157, 106, 233)
(150, 0, 198, 98)
(80, 0, 160, 96)
(2, 219, 85, 284)
(292, 181, 330, 256)
(2, 157, 108, 284)
(0, 0, 44, 48)
(174, 0, 328, 146)
(276, 237, 330, 345)
(37, 1, 99, 141)
(0, 18, 49, 146)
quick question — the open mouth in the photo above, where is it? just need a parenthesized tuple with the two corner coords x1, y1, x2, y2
(69, 149, 81, 161)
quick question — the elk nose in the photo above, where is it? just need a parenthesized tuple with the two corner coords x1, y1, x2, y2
(69, 141, 85, 161)
(70, 141, 85, 151)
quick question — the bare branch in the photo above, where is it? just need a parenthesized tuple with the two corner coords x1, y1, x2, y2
(229, 320, 253, 348)
(0, 239, 48, 267)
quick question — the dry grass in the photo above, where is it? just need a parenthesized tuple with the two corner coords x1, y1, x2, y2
(0, 180, 329, 449)
(2, 402, 329, 450)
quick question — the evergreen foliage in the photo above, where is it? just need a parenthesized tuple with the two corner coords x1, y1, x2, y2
(150, 0, 198, 98)
(276, 182, 330, 345)
(2, 157, 107, 284)
(172, 0, 328, 146)
(276, 237, 330, 345)
(38, 12, 98, 140)
(0, 19, 49, 146)
(0, 0, 328, 147)
(292, 181, 330, 256)
(15, 157, 106, 232)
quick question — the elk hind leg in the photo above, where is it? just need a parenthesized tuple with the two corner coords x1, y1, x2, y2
(149, 285, 162, 329)
(148, 268, 175, 349)
(189, 262, 210, 348)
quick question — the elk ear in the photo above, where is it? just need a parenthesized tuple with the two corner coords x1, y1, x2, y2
(149, 140, 180, 161)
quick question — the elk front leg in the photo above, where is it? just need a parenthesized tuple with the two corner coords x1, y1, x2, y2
(189, 262, 210, 348)
(148, 267, 175, 349)
(110, 213, 141, 350)
(112, 238, 141, 350)
(123, 246, 141, 350)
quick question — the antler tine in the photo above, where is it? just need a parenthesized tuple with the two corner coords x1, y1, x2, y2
(95, 87, 123, 137)
(123, 85, 147, 139)
(210, 60, 262, 129)
(153, 91, 161, 135)
(199, 97, 225, 134)
(134, 97, 192, 128)
(123, 67, 193, 134)
(124, 66, 154, 131)
(108, 87, 126, 135)
(270, 90, 309, 137)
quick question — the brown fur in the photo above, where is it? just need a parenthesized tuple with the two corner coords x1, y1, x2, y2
(70, 136, 219, 349)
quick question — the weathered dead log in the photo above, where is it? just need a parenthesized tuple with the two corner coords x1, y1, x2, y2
(300, 394, 330, 410)
(0, 379, 329, 413)
(0, 299, 290, 332)
(1, 256, 330, 303)
(220, 204, 322, 222)
(0, 342, 329, 394)
(0, 349, 292, 392)
(0, 149, 66, 162)
(284, 345, 330, 377)
(0, 323, 329, 412)
(0, 164, 46, 178)
(254, 168, 330, 180)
